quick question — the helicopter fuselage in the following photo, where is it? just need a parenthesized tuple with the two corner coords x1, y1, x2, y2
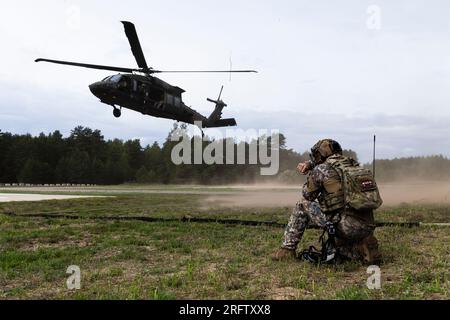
(89, 73, 206, 124)
(35, 21, 252, 128)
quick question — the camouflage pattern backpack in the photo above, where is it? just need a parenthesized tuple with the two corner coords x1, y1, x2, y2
(326, 157, 383, 211)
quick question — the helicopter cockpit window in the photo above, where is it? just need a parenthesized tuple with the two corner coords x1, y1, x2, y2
(109, 75, 123, 83)
(102, 76, 113, 82)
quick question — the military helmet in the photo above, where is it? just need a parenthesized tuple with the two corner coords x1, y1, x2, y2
(310, 139, 343, 164)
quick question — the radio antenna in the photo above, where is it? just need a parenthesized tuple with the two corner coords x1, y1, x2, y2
(373, 134, 376, 178)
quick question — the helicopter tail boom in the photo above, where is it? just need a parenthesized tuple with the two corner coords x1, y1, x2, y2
(204, 118, 237, 128)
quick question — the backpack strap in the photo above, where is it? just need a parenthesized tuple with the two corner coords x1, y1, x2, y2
(301, 215, 340, 265)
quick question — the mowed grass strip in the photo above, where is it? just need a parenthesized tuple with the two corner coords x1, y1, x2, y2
(0, 192, 448, 299)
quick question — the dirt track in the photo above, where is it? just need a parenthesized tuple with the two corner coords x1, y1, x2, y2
(0, 193, 107, 202)
(1, 181, 450, 207)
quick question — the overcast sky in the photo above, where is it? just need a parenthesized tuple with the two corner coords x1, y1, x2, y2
(1, 0, 450, 162)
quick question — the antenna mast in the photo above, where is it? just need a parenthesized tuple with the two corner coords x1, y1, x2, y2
(373, 134, 376, 178)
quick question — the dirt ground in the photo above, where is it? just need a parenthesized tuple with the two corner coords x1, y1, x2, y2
(2, 181, 450, 207)
(203, 182, 450, 208)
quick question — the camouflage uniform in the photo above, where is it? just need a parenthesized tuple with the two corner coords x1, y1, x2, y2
(282, 155, 377, 261)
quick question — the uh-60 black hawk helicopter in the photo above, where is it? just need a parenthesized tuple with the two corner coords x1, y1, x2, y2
(35, 21, 257, 128)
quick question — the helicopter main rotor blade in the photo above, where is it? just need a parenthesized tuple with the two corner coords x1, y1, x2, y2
(152, 70, 258, 73)
(121, 21, 149, 70)
(35, 58, 139, 73)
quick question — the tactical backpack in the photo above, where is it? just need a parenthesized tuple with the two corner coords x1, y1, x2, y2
(326, 157, 383, 211)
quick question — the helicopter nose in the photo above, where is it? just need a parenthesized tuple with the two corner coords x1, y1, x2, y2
(89, 82, 104, 97)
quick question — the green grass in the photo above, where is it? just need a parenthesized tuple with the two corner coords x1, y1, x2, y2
(0, 186, 448, 299)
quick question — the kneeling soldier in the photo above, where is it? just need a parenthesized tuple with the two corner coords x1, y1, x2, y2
(272, 139, 382, 265)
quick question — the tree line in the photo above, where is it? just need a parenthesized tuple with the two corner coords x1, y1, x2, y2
(0, 125, 321, 185)
(367, 155, 450, 182)
(6, 124, 446, 185)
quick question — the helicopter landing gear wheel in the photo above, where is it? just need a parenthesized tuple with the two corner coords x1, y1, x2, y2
(113, 107, 121, 118)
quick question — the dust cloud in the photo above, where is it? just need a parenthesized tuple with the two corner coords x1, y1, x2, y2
(378, 181, 450, 206)
(203, 181, 450, 208)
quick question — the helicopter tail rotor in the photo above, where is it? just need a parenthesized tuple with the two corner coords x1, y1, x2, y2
(207, 85, 227, 122)
(204, 86, 236, 127)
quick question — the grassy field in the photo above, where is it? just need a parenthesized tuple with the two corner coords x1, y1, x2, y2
(0, 186, 448, 299)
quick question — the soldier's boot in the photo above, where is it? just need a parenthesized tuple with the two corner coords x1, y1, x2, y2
(271, 247, 296, 261)
(358, 235, 382, 265)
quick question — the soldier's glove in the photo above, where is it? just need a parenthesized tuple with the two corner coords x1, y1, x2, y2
(297, 160, 313, 175)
